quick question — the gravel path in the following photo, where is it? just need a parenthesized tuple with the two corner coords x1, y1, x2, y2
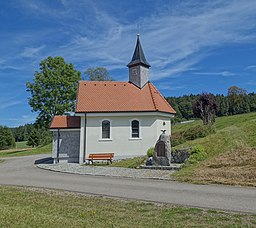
(37, 163, 177, 180)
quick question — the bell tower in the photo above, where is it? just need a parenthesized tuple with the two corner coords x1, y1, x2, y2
(127, 34, 151, 88)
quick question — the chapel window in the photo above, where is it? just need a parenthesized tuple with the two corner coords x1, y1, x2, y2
(131, 120, 140, 138)
(102, 120, 110, 139)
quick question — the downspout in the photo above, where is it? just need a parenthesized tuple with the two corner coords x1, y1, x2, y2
(79, 113, 86, 164)
(84, 113, 87, 162)
(57, 129, 60, 163)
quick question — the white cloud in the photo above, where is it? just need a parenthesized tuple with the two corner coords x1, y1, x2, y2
(0, 101, 22, 110)
(193, 71, 236, 77)
(0, 59, 22, 70)
(21, 45, 45, 58)
(5, 0, 256, 81)
(157, 83, 186, 91)
(48, 0, 256, 81)
(245, 65, 256, 70)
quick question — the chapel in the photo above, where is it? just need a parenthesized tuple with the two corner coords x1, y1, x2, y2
(50, 35, 175, 163)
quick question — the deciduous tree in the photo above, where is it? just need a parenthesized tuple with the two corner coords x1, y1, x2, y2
(85, 67, 113, 81)
(228, 86, 247, 114)
(193, 93, 218, 125)
(26, 56, 82, 127)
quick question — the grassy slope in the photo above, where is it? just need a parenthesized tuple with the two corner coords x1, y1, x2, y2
(0, 186, 255, 227)
(0, 144, 51, 158)
(172, 113, 256, 186)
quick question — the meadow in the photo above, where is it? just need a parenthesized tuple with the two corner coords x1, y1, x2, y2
(172, 112, 256, 186)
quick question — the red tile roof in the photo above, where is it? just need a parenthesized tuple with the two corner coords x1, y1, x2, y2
(76, 81, 176, 114)
(50, 116, 80, 129)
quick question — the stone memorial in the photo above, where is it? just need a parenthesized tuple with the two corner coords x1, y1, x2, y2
(151, 130, 171, 166)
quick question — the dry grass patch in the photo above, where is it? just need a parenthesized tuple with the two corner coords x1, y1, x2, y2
(187, 147, 256, 186)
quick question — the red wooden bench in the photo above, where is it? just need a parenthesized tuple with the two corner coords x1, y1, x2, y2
(88, 153, 114, 164)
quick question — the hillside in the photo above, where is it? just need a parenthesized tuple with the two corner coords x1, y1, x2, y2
(172, 112, 256, 187)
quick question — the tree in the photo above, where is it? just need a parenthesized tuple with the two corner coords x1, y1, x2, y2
(227, 86, 247, 114)
(26, 56, 82, 127)
(11, 123, 34, 142)
(193, 93, 218, 125)
(38, 127, 52, 146)
(179, 100, 194, 120)
(27, 129, 40, 147)
(85, 67, 113, 81)
(215, 94, 229, 117)
(0, 126, 15, 150)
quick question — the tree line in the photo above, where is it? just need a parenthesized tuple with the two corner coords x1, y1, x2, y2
(166, 86, 255, 123)
(0, 123, 53, 150)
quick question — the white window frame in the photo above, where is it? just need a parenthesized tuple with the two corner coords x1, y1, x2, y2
(99, 119, 112, 141)
(129, 119, 142, 140)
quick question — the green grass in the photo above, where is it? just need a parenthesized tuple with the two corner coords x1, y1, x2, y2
(173, 112, 256, 133)
(87, 156, 147, 168)
(15, 141, 31, 149)
(0, 186, 255, 228)
(172, 112, 256, 186)
(110, 156, 146, 168)
(0, 144, 52, 158)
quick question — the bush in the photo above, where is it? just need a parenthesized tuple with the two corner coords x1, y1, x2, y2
(0, 126, 15, 150)
(184, 125, 215, 140)
(171, 132, 186, 147)
(171, 125, 215, 147)
(147, 147, 154, 157)
(188, 145, 207, 164)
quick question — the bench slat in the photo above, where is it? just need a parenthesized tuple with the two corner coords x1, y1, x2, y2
(88, 153, 114, 162)
(89, 154, 113, 157)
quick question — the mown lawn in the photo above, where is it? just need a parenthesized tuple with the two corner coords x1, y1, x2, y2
(172, 112, 256, 186)
(0, 186, 255, 228)
(15, 141, 31, 149)
(0, 144, 51, 158)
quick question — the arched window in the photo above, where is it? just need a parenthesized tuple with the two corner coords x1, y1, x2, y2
(102, 120, 110, 139)
(131, 120, 139, 138)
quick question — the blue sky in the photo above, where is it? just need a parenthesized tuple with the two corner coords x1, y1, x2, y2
(1, 0, 256, 127)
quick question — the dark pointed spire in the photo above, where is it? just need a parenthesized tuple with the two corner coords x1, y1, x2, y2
(127, 34, 151, 68)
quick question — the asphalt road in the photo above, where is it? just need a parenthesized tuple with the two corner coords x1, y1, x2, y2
(0, 154, 255, 213)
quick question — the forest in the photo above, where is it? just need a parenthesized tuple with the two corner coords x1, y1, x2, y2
(167, 86, 255, 122)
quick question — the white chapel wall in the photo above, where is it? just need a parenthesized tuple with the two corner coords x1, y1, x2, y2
(85, 114, 171, 159)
